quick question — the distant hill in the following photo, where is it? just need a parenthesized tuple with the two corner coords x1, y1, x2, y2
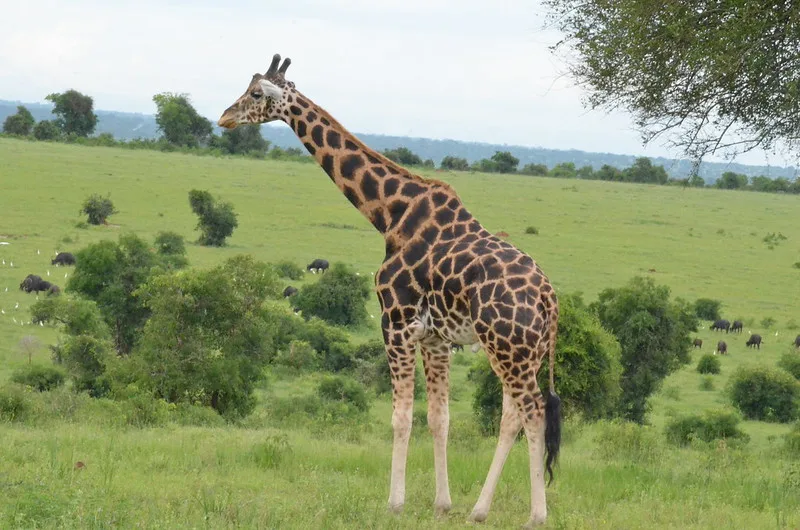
(2, 99, 798, 184)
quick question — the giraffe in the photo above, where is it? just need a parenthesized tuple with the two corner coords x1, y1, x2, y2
(217, 54, 562, 528)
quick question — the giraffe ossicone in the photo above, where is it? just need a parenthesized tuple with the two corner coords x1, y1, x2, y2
(218, 53, 563, 527)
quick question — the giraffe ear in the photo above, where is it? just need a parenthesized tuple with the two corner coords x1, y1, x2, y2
(258, 78, 283, 100)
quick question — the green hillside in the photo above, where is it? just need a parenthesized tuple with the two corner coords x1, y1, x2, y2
(0, 137, 798, 529)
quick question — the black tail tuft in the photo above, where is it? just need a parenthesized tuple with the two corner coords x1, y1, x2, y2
(544, 389, 562, 486)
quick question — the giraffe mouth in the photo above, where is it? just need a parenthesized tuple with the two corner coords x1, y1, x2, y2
(217, 116, 238, 129)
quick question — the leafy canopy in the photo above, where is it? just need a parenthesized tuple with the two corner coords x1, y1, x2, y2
(545, 0, 800, 160)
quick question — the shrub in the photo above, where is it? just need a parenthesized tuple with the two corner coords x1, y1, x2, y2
(778, 353, 800, 381)
(317, 375, 370, 413)
(273, 260, 305, 280)
(292, 263, 371, 327)
(697, 354, 721, 374)
(525, 225, 539, 235)
(699, 376, 715, 391)
(291, 317, 355, 372)
(593, 420, 663, 463)
(81, 193, 118, 225)
(785, 422, 800, 457)
(119, 393, 171, 427)
(61, 335, 115, 397)
(188, 189, 238, 246)
(273, 340, 318, 371)
(172, 403, 225, 427)
(694, 298, 722, 321)
(728, 367, 800, 423)
(664, 409, 748, 446)
(153, 231, 186, 255)
(353, 339, 385, 362)
(0, 385, 31, 422)
(761, 316, 777, 329)
(11, 365, 66, 392)
(250, 434, 292, 469)
(33, 119, 61, 141)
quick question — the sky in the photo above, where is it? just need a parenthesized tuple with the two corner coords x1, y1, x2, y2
(0, 0, 795, 168)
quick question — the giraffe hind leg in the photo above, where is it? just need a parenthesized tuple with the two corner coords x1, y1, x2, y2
(420, 338, 453, 516)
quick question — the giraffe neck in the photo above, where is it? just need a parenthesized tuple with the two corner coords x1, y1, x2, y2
(280, 90, 438, 237)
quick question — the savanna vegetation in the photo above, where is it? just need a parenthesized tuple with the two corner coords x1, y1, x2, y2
(0, 136, 799, 528)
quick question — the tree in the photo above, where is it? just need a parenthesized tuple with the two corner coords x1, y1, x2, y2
(544, 0, 800, 160)
(2, 105, 35, 136)
(714, 171, 748, 190)
(440, 156, 470, 171)
(595, 164, 625, 182)
(45, 90, 97, 137)
(81, 193, 118, 225)
(520, 163, 549, 176)
(688, 175, 706, 188)
(133, 255, 282, 417)
(591, 276, 697, 424)
(382, 147, 423, 166)
(152, 92, 213, 147)
(292, 262, 371, 327)
(213, 124, 270, 155)
(188, 189, 239, 246)
(32, 120, 61, 141)
(550, 162, 577, 179)
(490, 151, 519, 173)
(66, 234, 169, 354)
(624, 157, 669, 184)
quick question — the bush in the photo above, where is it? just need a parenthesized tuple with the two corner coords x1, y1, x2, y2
(699, 376, 715, 391)
(188, 189, 238, 246)
(61, 335, 115, 397)
(273, 340, 318, 371)
(694, 298, 722, 321)
(593, 420, 663, 463)
(0, 385, 31, 422)
(353, 339, 385, 362)
(273, 260, 305, 280)
(172, 403, 225, 427)
(154, 231, 186, 255)
(33, 120, 61, 141)
(785, 422, 800, 457)
(761, 316, 777, 328)
(697, 354, 721, 374)
(664, 409, 748, 446)
(728, 367, 800, 423)
(292, 263, 371, 327)
(11, 365, 66, 392)
(250, 434, 292, 469)
(778, 353, 800, 380)
(81, 193, 118, 225)
(525, 225, 539, 235)
(317, 375, 370, 413)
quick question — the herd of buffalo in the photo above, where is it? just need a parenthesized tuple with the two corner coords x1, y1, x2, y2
(18, 252, 76, 297)
(16, 252, 800, 353)
(693, 318, 800, 354)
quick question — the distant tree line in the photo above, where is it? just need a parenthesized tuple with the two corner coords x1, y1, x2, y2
(3, 89, 799, 194)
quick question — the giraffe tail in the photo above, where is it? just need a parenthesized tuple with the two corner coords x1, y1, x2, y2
(544, 306, 561, 486)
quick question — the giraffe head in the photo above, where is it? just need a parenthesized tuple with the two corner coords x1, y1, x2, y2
(217, 54, 293, 129)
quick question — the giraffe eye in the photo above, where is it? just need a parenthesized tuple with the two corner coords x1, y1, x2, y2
(251, 91, 263, 100)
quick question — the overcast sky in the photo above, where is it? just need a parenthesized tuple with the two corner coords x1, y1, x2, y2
(0, 0, 794, 167)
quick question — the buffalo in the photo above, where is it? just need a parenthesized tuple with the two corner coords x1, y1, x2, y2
(693, 338, 703, 349)
(46, 284, 61, 296)
(730, 320, 743, 333)
(716, 340, 728, 355)
(745, 334, 762, 349)
(711, 319, 731, 333)
(51, 252, 76, 266)
(451, 344, 465, 353)
(19, 274, 51, 294)
(794, 335, 800, 349)
(306, 258, 329, 273)
(283, 286, 298, 298)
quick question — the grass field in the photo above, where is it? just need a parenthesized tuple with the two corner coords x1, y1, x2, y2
(1, 137, 799, 529)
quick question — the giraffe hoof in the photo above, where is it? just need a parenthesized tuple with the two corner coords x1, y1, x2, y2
(387, 502, 404, 515)
(434, 501, 452, 517)
(467, 510, 488, 523)
(522, 515, 547, 528)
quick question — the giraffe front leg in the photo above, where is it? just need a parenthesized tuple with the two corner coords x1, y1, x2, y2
(421, 339, 453, 516)
(387, 338, 417, 514)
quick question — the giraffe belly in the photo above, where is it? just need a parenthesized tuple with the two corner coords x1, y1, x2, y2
(422, 301, 478, 346)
